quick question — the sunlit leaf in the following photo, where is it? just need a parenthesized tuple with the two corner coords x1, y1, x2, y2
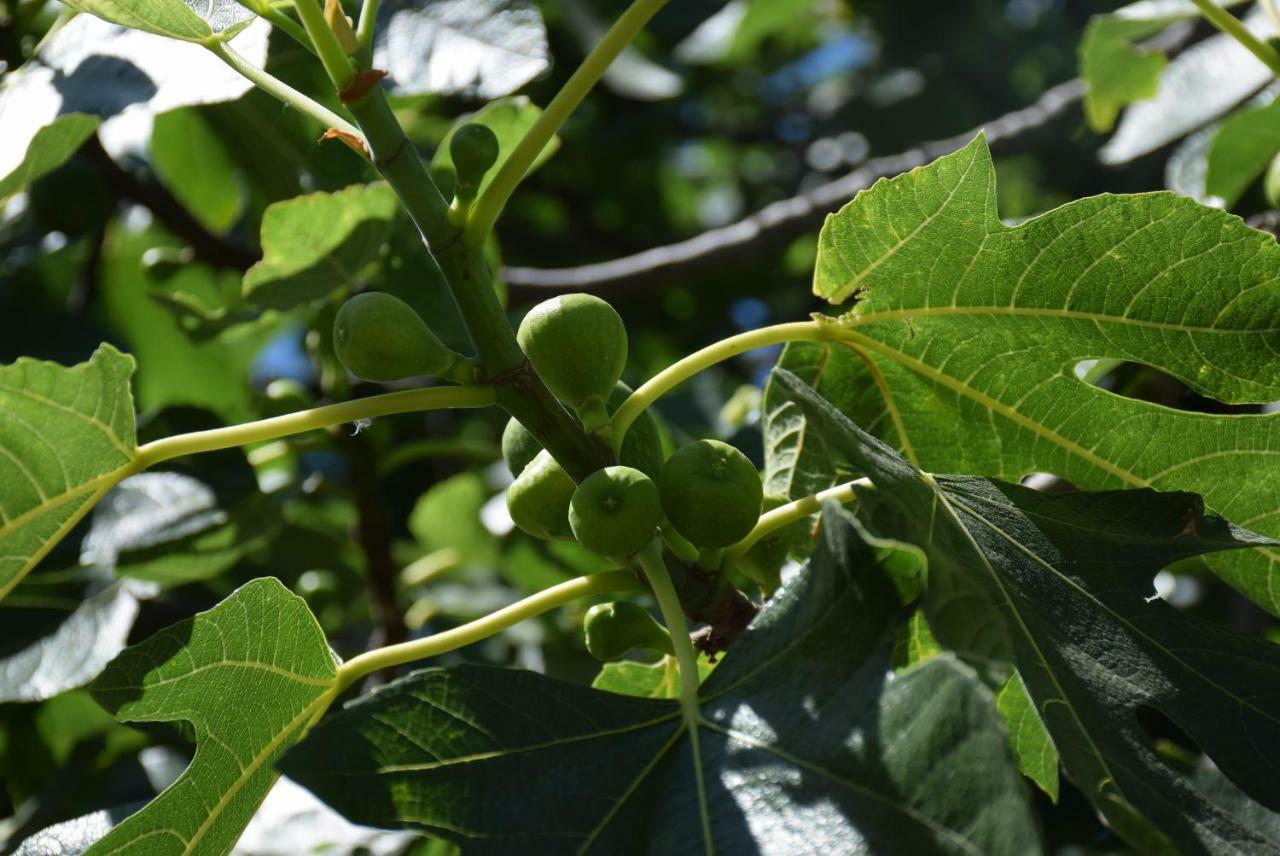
(88, 577, 337, 855)
(791, 134, 1280, 612)
(1099, 6, 1277, 165)
(284, 507, 1039, 854)
(242, 183, 398, 309)
(0, 346, 137, 604)
(373, 0, 549, 100)
(60, 0, 253, 42)
(0, 114, 99, 203)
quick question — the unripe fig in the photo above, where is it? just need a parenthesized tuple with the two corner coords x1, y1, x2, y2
(583, 601, 673, 661)
(333, 292, 454, 382)
(569, 466, 662, 557)
(450, 123, 500, 200)
(660, 439, 763, 549)
(501, 418, 542, 477)
(506, 449, 575, 540)
(517, 294, 627, 415)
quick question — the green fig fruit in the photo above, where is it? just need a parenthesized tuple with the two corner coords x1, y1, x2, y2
(660, 439, 763, 549)
(506, 449, 576, 540)
(333, 292, 454, 382)
(517, 294, 627, 415)
(569, 466, 662, 557)
(583, 601, 673, 661)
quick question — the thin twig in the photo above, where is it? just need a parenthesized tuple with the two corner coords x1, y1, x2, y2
(501, 25, 1195, 296)
(83, 136, 258, 270)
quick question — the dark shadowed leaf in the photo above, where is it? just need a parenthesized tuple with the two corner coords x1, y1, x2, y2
(769, 368, 1280, 854)
(284, 506, 1039, 854)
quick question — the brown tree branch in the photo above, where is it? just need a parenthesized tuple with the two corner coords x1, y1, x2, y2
(83, 136, 258, 271)
(501, 24, 1195, 297)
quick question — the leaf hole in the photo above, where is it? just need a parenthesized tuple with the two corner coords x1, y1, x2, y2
(1073, 360, 1266, 415)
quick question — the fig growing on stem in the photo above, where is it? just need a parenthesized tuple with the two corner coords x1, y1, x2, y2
(517, 294, 627, 420)
(506, 449, 576, 540)
(333, 292, 454, 382)
(660, 439, 763, 549)
(450, 123, 500, 200)
(583, 601, 673, 661)
(569, 466, 662, 557)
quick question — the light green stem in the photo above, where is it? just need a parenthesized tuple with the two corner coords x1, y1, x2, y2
(611, 321, 831, 451)
(634, 539, 713, 850)
(724, 478, 869, 564)
(136, 385, 495, 467)
(292, 0, 357, 88)
(208, 41, 363, 142)
(1190, 0, 1280, 75)
(256, 4, 314, 50)
(1266, 0, 1280, 33)
(464, 0, 669, 246)
(355, 0, 380, 62)
(336, 569, 643, 690)
(635, 541, 700, 711)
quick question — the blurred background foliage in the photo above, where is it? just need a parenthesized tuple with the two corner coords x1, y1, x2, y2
(0, 0, 1276, 853)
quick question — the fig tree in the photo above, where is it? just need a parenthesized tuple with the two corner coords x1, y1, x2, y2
(660, 439, 763, 549)
(569, 466, 661, 557)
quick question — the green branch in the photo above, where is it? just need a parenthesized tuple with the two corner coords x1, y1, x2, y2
(465, 0, 670, 246)
(136, 385, 496, 467)
(355, 0, 380, 63)
(207, 41, 362, 142)
(611, 321, 833, 450)
(1190, 0, 1280, 75)
(291, 0, 357, 88)
(335, 569, 643, 690)
(723, 479, 869, 565)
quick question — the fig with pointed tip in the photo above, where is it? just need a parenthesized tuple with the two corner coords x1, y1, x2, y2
(569, 466, 662, 557)
(506, 449, 576, 540)
(333, 292, 454, 382)
(517, 294, 627, 416)
(450, 123, 500, 200)
(660, 439, 763, 549)
(583, 601, 673, 661)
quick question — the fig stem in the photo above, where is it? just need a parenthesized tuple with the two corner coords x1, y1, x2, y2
(465, 0, 670, 247)
(611, 321, 839, 452)
(335, 569, 644, 691)
(135, 385, 495, 467)
(723, 478, 872, 565)
(1189, 0, 1280, 75)
(634, 539, 714, 850)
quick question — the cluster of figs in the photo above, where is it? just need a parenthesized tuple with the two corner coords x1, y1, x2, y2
(329, 124, 780, 659)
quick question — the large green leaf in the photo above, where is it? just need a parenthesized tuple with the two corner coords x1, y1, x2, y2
(88, 577, 337, 856)
(0, 346, 138, 603)
(1206, 96, 1280, 207)
(283, 507, 1039, 854)
(768, 369, 1280, 853)
(242, 183, 398, 309)
(794, 133, 1280, 611)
